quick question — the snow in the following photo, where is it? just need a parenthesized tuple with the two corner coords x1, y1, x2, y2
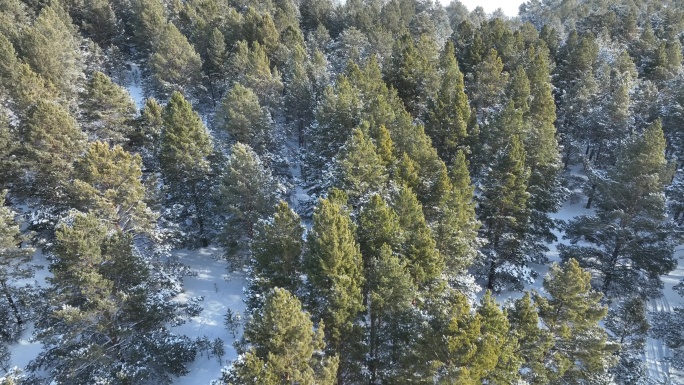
(645, 247, 684, 384)
(169, 246, 247, 385)
(125, 63, 145, 109)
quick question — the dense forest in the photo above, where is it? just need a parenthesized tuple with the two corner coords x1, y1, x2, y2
(1, 0, 684, 383)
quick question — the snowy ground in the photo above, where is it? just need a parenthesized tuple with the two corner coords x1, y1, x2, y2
(170, 247, 247, 385)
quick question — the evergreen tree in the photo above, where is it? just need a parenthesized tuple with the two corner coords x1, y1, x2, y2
(508, 292, 553, 385)
(159, 92, 214, 246)
(32, 213, 196, 384)
(20, 2, 81, 96)
(131, 97, 164, 170)
(229, 40, 283, 111)
(367, 244, 417, 385)
(303, 197, 364, 384)
(560, 120, 679, 299)
(0, 33, 19, 96)
(478, 134, 531, 291)
(19, 100, 85, 202)
(248, 201, 303, 308)
(149, 22, 203, 99)
(80, 71, 137, 145)
(606, 297, 649, 385)
(132, 0, 167, 52)
(216, 84, 272, 154)
(532, 259, 616, 384)
(205, 26, 227, 104)
(70, 141, 156, 234)
(468, 48, 508, 122)
(425, 41, 471, 165)
(219, 142, 277, 268)
(221, 288, 338, 385)
(335, 128, 387, 207)
(523, 47, 563, 254)
(433, 150, 480, 277)
(392, 185, 444, 290)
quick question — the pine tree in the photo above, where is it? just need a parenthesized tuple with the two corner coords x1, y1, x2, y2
(367, 244, 417, 385)
(468, 48, 508, 122)
(508, 292, 553, 385)
(532, 259, 616, 384)
(206, 27, 227, 103)
(70, 141, 157, 234)
(384, 32, 439, 117)
(335, 128, 387, 207)
(132, 0, 168, 51)
(249, 201, 303, 308)
(219, 142, 277, 268)
(523, 47, 563, 253)
(478, 134, 531, 291)
(392, 185, 444, 289)
(228, 40, 283, 111)
(216, 84, 272, 154)
(221, 288, 338, 385)
(433, 150, 480, 277)
(130, 97, 164, 170)
(303, 197, 364, 384)
(32, 212, 196, 384)
(560, 120, 679, 299)
(20, 2, 81, 96)
(0, 33, 19, 96)
(0, 191, 34, 346)
(19, 100, 85, 202)
(149, 22, 203, 99)
(80, 71, 137, 145)
(159, 91, 214, 245)
(605, 297, 649, 384)
(425, 41, 471, 165)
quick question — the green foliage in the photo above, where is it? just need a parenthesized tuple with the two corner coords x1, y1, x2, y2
(425, 41, 470, 165)
(70, 141, 156, 234)
(216, 84, 272, 153)
(80, 71, 137, 145)
(19, 2, 81, 96)
(222, 288, 338, 385)
(532, 259, 616, 384)
(219, 142, 277, 267)
(479, 133, 531, 291)
(336, 128, 387, 206)
(19, 100, 85, 202)
(150, 22, 203, 98)
(561, 120, 678, 299)
(249, 201, 303, 303)
(304, 197, 364, 351)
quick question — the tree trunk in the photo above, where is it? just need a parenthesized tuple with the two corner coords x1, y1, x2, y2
(486, 261, 497, 291)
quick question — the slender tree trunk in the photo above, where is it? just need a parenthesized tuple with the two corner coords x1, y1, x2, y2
(602, 245, 621, 297)
(585, 183, 596, 209)
(487, 261, 497, 291)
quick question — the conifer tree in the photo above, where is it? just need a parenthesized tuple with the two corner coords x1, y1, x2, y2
(32, 213, 196, 384)
(219, 143, 277, 268)
(216, 84, 272, 154)
(433, 150, 480, 277)
(131, 97, 164, 169)
(132, 0, 167, 51)
(303, 197, 364, 384)
(206, 27, 227, 103)
(149, 22, 202, 99)
(19, 100, 85, 202)
(532, 259, 616, 384)
(508, 292, 553, 385)
(478, 134, 531, 291)
(248, 201, 303, 308)
(70, 141, 156, 234)
(80, 71, 137, 145)
(159, 91, 213, 245)
(229, 40, 283, 111)
(367, 244, 417, 385)
(0, 191, 34, 344)
(0, 33, 19, 96)
(468, 48, 508, 121)
(476, 291, 522, 384)
(560, 120, 678, 299)
(425, 41, 470, 164)
(384, 32, 439, 117)
(523, 48, 563, 252)
(221, 288, 338, 385)
(335, 128, 387, 207)
(20, 1, 81, 96)
(392, 185, 444, 289)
